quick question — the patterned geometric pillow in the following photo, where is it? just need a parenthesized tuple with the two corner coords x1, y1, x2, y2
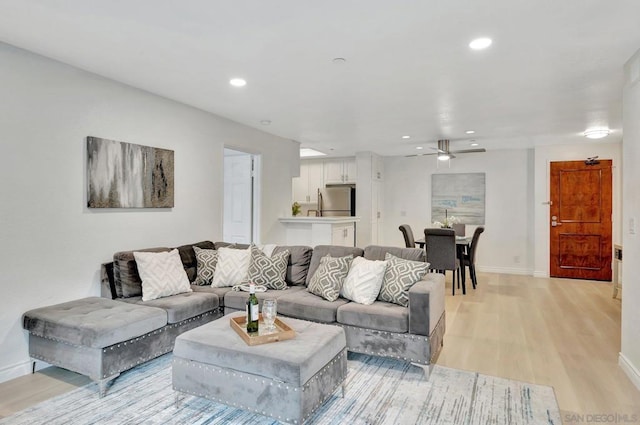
(211, 247, 251, 288)
(193, 246, 218, 286)
(307, 255, 353, 302)
(245, 245, 290, 290)
(378, 253, 429, 306)
(133, 249, 192, 301)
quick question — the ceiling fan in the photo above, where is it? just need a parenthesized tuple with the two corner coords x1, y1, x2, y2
(406, 139, 486, 158)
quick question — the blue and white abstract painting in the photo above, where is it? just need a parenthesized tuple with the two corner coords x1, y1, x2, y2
(432, 173, 485, 224)
(87, 136, 174, 208)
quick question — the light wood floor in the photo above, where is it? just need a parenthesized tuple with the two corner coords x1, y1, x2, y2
(1, 272, 639, 420)
(438, 272, 640, 420)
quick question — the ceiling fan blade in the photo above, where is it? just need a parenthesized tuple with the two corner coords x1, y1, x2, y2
(449, 148, 486, 154)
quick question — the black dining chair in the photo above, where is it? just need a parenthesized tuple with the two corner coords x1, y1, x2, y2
(399, 224, 416, 248)
(461, 226, 485, 289)
(424, 228, 464, 295)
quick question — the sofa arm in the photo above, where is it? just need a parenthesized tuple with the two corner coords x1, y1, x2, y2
(408, 273, 445, 336)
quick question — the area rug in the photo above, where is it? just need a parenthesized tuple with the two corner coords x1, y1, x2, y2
(0, 353, 561, 425)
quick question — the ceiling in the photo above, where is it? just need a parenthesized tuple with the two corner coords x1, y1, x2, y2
(1, 1, 639, 157)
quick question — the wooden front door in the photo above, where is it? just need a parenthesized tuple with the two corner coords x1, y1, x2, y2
(549, 160, 612, 280)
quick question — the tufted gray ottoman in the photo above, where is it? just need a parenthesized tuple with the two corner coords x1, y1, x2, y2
(23, 297, 168, 396)
(172, 312, 347, 425)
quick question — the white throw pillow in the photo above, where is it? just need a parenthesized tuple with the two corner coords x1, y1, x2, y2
(212, 246, 251, 288)
(341, 256, 388, 305)
(134, 249, 192, 302)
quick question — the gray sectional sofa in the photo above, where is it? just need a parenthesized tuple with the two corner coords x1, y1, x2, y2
(23, 240, 445, 395)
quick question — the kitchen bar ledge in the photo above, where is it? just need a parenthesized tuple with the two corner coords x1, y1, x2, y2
(279, 216, 360, 247)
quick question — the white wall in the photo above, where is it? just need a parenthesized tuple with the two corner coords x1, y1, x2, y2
(381, 149, 534, 274)
(381, 143, 622, 276)
(532, 142, 622, 277)
(0, 42, 297, 382)
(621, 48, 640, 390)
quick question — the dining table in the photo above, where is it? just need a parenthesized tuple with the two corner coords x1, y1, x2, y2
(415, 235, 473, 289)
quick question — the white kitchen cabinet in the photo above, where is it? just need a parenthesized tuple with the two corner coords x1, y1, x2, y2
(279, 217, 359, 247)
(372, 154, 384, 181)
(292, 160, 323, 203)
(331, 223, 356, 247)
(324, 158, 357, 185)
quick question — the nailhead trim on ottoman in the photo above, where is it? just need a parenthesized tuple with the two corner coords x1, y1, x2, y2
(172, 313, 348, 424)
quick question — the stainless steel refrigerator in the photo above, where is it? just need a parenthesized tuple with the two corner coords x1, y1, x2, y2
(319, 185, 356, 217)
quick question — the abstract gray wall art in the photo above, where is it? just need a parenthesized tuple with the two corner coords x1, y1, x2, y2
(87, 136, 174, 208)
(431, 173, 485, 224)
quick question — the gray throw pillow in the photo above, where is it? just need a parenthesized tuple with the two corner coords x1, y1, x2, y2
(307, 254, 353, 302)
(378, 253, 429, 306)
(245, 245, 290, 290)
(193, 246, 218, 286)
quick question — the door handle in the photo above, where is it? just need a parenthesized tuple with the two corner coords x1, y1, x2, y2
(551, 221, 562, 226)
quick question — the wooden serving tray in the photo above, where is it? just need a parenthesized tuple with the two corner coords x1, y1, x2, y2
(230, 314, 296, 346)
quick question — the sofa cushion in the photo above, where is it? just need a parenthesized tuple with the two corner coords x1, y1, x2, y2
(273, 245, 313, 286)
(122, 292, 218, 324)
(113, 247, 170, 298)
(245, 245, 289, 290)
(134, 249, 192, 301)
(341, 256, 388, 305)
(223, 286, 304, 311)
(212, 246, 251, 287)
(190, 285, 233, 306)
(307, 255, 353, 302)
(337, 301, 409, 333)
(363, 245, 425, 262)
(278, 290, 349, 323)
(22, 297, 167, 348)
(378, 253, 429, 307)
(193, 246, 218, 286)
(306, 246, 364, 286)
(177, 241, 216, 282)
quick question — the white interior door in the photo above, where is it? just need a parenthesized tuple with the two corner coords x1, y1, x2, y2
(223, 149, 254, 244)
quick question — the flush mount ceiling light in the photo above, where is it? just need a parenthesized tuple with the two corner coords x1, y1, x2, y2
(584, 128, 610, 139)
(229, 78, 247, 87)
(300, 148, 327, 158)
(465, 130, 475, 134)
(469, 37, 492, 50)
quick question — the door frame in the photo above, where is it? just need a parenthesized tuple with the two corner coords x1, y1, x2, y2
(222, 147, 261, 244)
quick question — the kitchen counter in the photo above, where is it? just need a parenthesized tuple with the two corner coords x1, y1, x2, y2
(278, 216, 360, 224)
(278, 216, 359, 247)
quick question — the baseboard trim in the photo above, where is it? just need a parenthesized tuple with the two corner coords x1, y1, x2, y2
(533, 270, 549, 278)
(619, 352, 640, 391)
(476, 266, 533, 276)
(0, 359, 32, 384)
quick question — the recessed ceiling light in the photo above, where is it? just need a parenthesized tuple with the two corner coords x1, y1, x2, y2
(332, 57, 347, 64)
(260, 120, 271, 126)
(584, 128, 610, 139)
(469, 38, 492, 50)
(229, 78, 247, 87)
(300, 148, 327, 158)
(470, 142, 479, 147)
(402, 135, 411, 139)
(465, 130, 475, 134)
(416, 146, 423, 150)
